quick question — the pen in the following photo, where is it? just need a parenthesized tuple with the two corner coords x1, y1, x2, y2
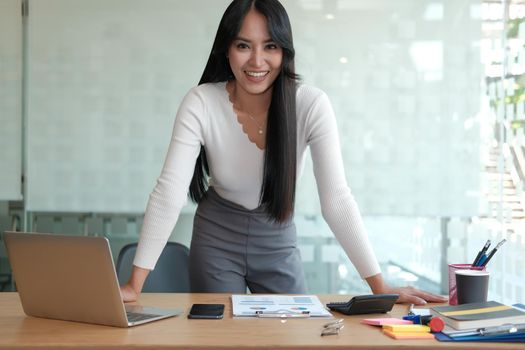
(472, 239, 491, 266)
(480, 239, 507, 267)
(478, 322, 525, 336)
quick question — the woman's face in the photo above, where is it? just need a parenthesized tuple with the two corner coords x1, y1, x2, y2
(228, 9, 283, 96)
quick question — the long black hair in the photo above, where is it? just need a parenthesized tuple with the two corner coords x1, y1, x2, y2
(189, 0, 298, 223)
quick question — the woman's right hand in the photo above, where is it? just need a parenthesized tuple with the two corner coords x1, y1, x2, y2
(120, 283, 139, 302)
(119, 265, 150, 302)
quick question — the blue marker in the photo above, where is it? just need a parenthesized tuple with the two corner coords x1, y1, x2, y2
(477, 254, 488, 266)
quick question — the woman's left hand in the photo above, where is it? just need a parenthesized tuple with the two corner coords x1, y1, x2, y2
(365, 273, 448, 305)
(380, 285, 448, 305)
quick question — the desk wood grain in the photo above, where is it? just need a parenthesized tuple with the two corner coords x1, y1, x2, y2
(0, 292, 521, 349)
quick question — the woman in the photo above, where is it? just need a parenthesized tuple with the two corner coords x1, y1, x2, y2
(120, 0, 447, 305)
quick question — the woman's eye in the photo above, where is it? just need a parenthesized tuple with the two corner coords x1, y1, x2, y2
(266, 43, 278, 50)
(237, 43, 249, 49)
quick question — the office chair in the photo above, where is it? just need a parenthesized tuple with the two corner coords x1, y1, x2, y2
(116, 241, 190, 292)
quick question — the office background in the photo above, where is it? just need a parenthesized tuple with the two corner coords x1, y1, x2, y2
(0, 0, 523, 303)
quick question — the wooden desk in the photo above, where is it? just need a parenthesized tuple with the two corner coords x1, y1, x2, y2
(0, 292, 521, 349)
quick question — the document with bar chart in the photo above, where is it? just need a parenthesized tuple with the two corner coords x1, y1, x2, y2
(231, 295, 332, 317)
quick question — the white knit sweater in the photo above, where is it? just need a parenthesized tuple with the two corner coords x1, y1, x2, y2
(133, 82, 381, 279)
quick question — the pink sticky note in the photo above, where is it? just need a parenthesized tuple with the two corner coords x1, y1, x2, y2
(361, 318, 413, 326)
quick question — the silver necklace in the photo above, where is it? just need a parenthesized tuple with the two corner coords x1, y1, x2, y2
(246, 114, 264, 135)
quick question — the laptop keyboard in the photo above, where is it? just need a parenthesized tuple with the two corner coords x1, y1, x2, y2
(126, 311, 160, 323)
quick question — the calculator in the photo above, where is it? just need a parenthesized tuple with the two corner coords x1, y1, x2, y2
(326, 294, 399, 315)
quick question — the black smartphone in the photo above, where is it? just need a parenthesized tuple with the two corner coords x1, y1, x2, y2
(187, 303, 225, 319)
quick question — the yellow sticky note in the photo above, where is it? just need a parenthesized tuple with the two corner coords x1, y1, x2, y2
(383, 329, 435, 340)
(382, 324, 430, 333)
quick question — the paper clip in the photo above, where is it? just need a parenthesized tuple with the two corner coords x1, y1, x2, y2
(255, 310, 310, 318)
(321, 319, 345, 336)
(323, 319, 344, 328)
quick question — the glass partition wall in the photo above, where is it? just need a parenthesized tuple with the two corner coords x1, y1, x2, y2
(0, 0, 523, 303)
(0, 0, 23, 292)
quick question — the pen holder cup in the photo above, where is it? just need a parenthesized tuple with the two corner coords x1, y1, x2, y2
(448, 264, 486, 305)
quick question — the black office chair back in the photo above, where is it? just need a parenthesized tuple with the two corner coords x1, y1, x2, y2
(116, 242, 190, 292)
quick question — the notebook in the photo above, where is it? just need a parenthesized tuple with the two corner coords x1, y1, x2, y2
(430, 301, 525, 330)
(3, 231, 182, 327)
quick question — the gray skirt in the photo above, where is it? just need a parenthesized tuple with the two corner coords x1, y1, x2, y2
(189, 188, 306, 293)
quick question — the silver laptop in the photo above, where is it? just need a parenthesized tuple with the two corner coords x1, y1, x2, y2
(3, 231, 182, 327)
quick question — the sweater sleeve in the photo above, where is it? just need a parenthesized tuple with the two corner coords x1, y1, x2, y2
(133, 87, 206, 269)
(305, 90, 381, 279)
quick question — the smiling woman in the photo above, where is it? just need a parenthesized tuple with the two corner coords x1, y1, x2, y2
(227, 10, 283, 96)
(119, 0, 447, 306)
(226, 9, 284, 149)
(226, 8, 284, 149)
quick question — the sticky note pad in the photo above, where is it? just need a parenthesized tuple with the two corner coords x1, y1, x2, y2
(361, 318, 413, 326)
(382, 324, 430, 333)
(383, 329, 435, 340)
